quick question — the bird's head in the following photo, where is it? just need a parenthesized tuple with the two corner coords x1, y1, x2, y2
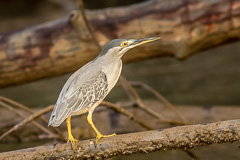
(99, 37, 161, 59)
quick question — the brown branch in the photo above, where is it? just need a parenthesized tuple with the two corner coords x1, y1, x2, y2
(0, 96, 65, 141)
(0, 101, 56, 140)
(0, 119, 21, 130)
(0, 96, 33, 113)
(120, 76, 187, 125)
(0, 105, 54, 140)
(1, 119, 239, 159)
(77, 0, 102, 51)
(184, 149, 199, 160)
(100, 101, 154, 130)
(129, 81, 189, 123)
(120, 75, 165, 119)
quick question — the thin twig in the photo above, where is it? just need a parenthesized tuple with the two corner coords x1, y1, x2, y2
(0, 96, 33, 112)
(0, 101, 56, 139)
(0, 96, 65, 141)
(119, 77, 164, 122)
(77, 0, 102, 51)
(120, 76, 186, 125)
(101, 101, 154, 130)
(120, 75, 166, 120)
(129, 81, 189, 124)
(0, 100, 28, 118)
(184, 149, 199, 160)
(0, 119, 21, 130)
(0, 105, 55, 140)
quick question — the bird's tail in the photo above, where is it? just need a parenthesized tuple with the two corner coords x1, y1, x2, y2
(48, 103, 71, 127)
(48, 105, 60, 127)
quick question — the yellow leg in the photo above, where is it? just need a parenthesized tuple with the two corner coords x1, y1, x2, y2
(87, 109, 116, 143)
(66, 117, 78, 149)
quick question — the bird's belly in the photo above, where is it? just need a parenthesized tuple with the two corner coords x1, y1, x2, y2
(72, 107, 89, 116)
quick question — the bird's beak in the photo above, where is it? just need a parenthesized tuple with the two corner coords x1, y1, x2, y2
(130, 37, 161, 48)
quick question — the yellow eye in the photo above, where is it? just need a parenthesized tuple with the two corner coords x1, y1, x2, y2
(121, 41, 127, 47)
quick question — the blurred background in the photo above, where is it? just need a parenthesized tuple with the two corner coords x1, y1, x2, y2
(0, 0, 240, 159)
(0, 0, 240, 108)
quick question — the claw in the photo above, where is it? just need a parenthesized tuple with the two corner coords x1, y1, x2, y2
(87, 110, 116, 144)
(96, 133, 116, 143)
(67, 134, 78, 150)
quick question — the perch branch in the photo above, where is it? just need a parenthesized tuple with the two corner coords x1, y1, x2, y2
(1, 119, 239, 159)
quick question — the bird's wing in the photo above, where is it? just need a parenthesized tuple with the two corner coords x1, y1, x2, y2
(49, 71, 108, 127)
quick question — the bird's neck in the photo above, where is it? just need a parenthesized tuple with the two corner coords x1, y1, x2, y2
(100, 58, 122, 91)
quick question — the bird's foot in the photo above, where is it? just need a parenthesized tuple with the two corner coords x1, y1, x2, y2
(96, 133, 116, 143)
(67, 135, 78, 150)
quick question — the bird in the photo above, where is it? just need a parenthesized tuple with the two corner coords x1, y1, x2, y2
(48, 37, 161, 149)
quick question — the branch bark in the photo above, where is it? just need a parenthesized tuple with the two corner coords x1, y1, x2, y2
(1, 119, 239, 159)
(0, 0, 240, 88)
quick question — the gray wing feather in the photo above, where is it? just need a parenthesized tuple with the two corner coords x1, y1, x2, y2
(49, 71, 108, 127)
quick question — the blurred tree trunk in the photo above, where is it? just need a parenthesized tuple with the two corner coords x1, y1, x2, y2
(0, 0, 240, 88)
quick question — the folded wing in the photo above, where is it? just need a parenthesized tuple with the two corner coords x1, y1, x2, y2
(48, 71, 108, 127)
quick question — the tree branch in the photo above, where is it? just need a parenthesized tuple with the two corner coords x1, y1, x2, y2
(129, 81, 189, 123)
(1, 119, 239, 159)
(77, 0, 102, 51)
(0, 105, 54, 140)
(120, 76, 187, 125)
(0, 96, 65, 141)
(100, 101, 154, 130)
(0, 101, 56, 140)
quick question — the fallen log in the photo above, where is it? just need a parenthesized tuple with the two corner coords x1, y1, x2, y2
(1, 0, 240, 88)
(0, 119, 240, 159)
